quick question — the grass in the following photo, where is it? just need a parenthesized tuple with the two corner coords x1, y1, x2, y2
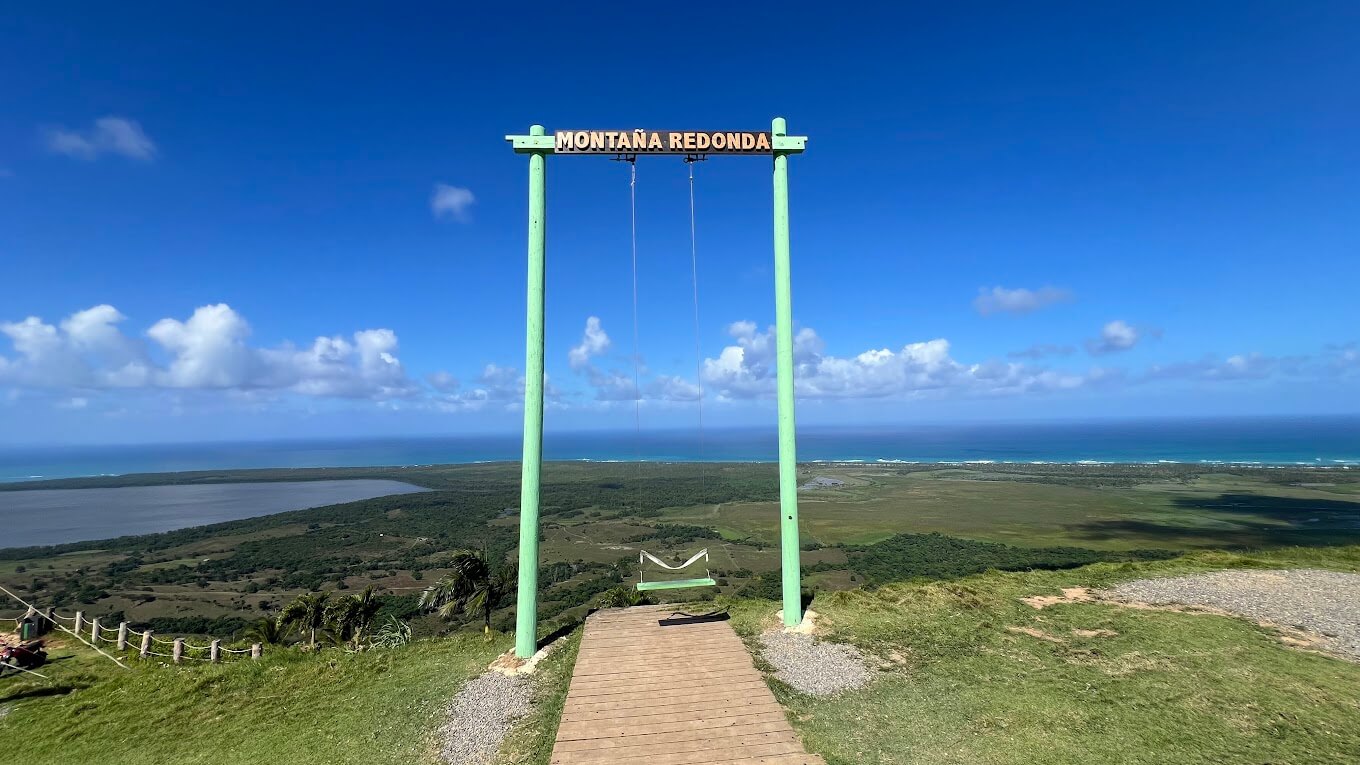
(682, 468, 1360, 551)
(6, 462, 1360, 633)
(1, 634, 506, 765)
(497, 630, 581, 764)
(727, 545, 1360, 765)
(6, 546, 1360, 764)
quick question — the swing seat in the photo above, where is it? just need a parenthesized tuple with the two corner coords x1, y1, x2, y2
(636, 577, 717, 592)
(636, 548, 717, 592)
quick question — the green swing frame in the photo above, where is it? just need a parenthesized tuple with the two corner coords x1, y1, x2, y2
(506, 120, 809, 658)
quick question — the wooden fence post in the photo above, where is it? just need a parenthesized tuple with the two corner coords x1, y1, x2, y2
(117, 622, 130, 650)
(90, 616, 101, 643)
(172, 638, 184, 664)
(251, 643, 262, 660)
(43, 608, 55, 635)
(73, 610, 84, 635)
(140, 630, 152, 658)
(210, 640, 221, 663)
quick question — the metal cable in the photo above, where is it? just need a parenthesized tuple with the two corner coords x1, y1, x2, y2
(687, 159, 706, 497)
(629, 159, 643, 517)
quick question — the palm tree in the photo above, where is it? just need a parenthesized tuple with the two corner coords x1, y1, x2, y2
(327, 585, 383, 647)
(597, 586, 651, 609)
(278, 591, 331, 649)
(419, 551, 515, 634)
(242, 617, 292, 646)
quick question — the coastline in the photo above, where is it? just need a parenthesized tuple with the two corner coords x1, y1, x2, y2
(1, 454, 1355, 490)
(3, 417, 1357, 484)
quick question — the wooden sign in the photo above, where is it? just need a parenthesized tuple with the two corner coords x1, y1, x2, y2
(554, 130, 773, 155)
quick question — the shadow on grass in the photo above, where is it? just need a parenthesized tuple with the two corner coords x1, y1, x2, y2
(1066, 493, 1360, 548)
(0, 684, 78, 703)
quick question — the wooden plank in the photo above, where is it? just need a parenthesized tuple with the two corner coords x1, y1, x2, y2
(566, 679, 771, 706)
(554, 740, 805, 765)
(553, 723, 796, 753)
(556, 709, 792, 741)
(550, 606, 825, 765)
(561, 698, 785, 724)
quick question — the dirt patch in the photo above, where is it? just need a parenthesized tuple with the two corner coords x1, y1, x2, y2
(1021, 587, 1096, 609)
(1006, 626, 1066, 644)
(1072, 628, 1118, 638)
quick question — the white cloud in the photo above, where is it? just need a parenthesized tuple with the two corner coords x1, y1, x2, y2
(649, 375, 700, 402)
(45, 117, 157, 161)
(426, 371, 460, 392)
(564, 316, 644, 402)
(1086, 320, 1140, 355)
(1008, 343, 1074, 360)
(973, 286, 1072, 316)
(569, 317, 611, 370)
(1325, 342, 1358, 376)
(430, 364, 563, 412)
(0, 303, 414, 400)
(1144, 352, 1299, 382)
(431, 183, 475, 222)
(701, 321, 1089, 401)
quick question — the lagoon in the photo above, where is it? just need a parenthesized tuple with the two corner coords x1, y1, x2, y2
(0, 479, 427, 549)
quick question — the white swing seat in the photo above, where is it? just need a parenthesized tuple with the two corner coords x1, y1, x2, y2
(636, 548, 716, 592)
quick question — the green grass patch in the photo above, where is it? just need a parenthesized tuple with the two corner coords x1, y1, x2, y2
(1, 635, 506, 765)
(728, 545, 1360, 765)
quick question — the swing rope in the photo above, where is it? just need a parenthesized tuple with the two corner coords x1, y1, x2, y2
(626, 157, 718, 594)
(628, 159, 643, 517)
(687, 159, 706, 497)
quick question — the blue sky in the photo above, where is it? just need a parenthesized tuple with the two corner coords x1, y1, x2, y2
(2, 3, 1357, 445)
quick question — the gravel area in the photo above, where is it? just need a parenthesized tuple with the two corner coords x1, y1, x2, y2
(758, 631, 872, 696)
(437, 670, 533, 764)
(1102, 568, 1360, 661)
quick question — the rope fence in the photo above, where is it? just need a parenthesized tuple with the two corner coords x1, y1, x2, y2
(1, 592, 264, 666)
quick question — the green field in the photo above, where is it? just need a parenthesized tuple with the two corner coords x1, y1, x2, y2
(729, 545, 1360, 765)
(4, 463, 1360, 764)
(5, 545, 1359, 765)
(4, 461, 1359, 638)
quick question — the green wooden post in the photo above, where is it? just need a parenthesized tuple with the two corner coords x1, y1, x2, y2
(515, 124, 548, 659)
(772, 116, 803, 627)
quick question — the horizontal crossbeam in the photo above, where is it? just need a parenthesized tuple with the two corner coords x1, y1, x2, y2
(506, 133, 806, 155)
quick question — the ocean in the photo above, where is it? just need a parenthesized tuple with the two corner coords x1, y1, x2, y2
(1, 417, 1356, 483)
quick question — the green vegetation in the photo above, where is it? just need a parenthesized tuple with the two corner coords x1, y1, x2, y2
(840, 532, 1174, 585)
(728, 544, 1360, 765)
(4, 462, 1359, 643)
(0, 634, 505, 765)
(418, 551, 515, 633)
(3, 462, 1360, 764)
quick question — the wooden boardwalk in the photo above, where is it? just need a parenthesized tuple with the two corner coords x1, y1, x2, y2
(550, 604, 825, 765)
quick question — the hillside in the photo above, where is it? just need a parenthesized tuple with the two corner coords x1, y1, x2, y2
(4, 461, 1359, 645)
(5, 546, 1359, 764)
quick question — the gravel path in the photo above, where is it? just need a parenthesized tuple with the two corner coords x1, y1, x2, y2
(437, 670, 533, 764)
(758, 631, 872, 696)
(1103, 568, 1360, 661)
